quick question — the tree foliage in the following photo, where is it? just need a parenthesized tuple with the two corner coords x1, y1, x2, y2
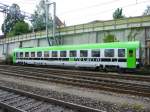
(103, 34, 119, 43)
(113, 8, 125, 19)
(13, 21, 29, 35)
(5, 55, 13, 64)
(31, 0, 52, 31)
(143, 6, 150, 16)
(31, 11, 45, 31)
(7, 21, 30, 37)
(1, 3, 25, 35)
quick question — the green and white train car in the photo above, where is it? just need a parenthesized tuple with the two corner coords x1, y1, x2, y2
(12, 41, 140, 69)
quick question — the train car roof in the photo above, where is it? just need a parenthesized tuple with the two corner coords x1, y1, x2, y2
(14, 41, 140, 52)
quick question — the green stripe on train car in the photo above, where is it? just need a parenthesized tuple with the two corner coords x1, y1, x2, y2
(69, 58, 75, 62)
(13, 41, 140, 52)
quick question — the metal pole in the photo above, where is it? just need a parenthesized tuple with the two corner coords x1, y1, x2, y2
(3, 9, 7, 36)
(3, 10, 7, 55)
(45, 1, 57, 46)
(45, 0, 51, 46)
(53, 2, 57, 45)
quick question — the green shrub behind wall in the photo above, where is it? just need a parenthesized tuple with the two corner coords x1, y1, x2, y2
(103, 34, 119, 43)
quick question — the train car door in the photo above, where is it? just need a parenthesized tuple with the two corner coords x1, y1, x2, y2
(127, 49, 136, 68)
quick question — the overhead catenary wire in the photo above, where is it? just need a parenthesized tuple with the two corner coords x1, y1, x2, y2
(59, 0, 150, 21)
(59, 0, 121, 15)
(89, 0, 150, 17)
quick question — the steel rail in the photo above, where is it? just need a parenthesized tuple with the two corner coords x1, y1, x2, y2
(0, 68, 150, 91)
(0, 85, 104, 112)
(0, 69, 150, 97)
(0, 64, 150, 82)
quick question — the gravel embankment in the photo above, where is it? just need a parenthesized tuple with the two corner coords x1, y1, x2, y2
(0, 79, 149, 112)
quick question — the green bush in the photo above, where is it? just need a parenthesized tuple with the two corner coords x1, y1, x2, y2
(6, 31, 15, 37)
(13, 21, 30, 35)
(103, 34, 119, 43)
(5, 55, 13, 64)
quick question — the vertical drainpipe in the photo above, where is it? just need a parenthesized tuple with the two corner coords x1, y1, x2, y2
(2, 42, 5, 55)
(144, 27, 147, 65)
(96, 32, 98, 43)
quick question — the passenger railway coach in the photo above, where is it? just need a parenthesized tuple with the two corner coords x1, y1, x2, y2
(12, 41, 140, 69)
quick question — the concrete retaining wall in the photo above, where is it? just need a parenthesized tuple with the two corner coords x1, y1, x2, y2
(0, 15, 150, 64)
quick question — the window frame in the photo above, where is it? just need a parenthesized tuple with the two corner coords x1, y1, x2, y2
(44, 51, 49, 57)
(128, 50, 133, 57)
(25, 52, 29, 58)
(16, 52, 19, 58)
(37, 51, 42, 57)
(104, 49, 114, 57)
(80, 50, 88, 57)
(31, 52, 35, 58)
(20, 52, 23, 58)
(118, 49, 125, 57)
(60, 51, 67, 57)
(91, 49, 100, 57)
(69, 50, 77, 57)
(52, 51, 58, 57)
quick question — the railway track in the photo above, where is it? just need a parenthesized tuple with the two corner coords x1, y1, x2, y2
(0, 85, 104, 112)
(0, 64, 150, 82)
(0, 65, 149, 97)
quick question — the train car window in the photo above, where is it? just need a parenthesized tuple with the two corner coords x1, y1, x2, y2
(44, 51, 49, 57)
(31, 52, 35, 57)
(118, 49, 125, 57)
(20, 52, 23, 58)
(52, 51, 57, 57)
(129, 50, 133, 57)
(37, 51, 42, 57)
(104, 49, 114, 57)
(25, 52, 29, 57)
(69, 50, 77, 57)
(118, 59, 127, 62)
(60, 51, 67, 57)
(16, 52, 19, 58)
(80, 50, 88, 57)
(92, 50, 100, 57)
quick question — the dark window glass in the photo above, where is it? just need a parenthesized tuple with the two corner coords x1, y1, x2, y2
(25, 52, 29, 57)
(129, 50, 133, 57)
(80, 50, 88, 57)
(101, 58, 111, 62)
(52, 51, 57, 57)
(44, 51, 49, 57)
(92, 50, 100, 57)
(16, 52, 19, 58)
(118, 49, 125, 57)
(70, 51, 77, 57)
(31, 52, 35, 57)
(60, 51, 67, 57)
(118, 59, 127, 62)
(20, 52, 23, 58)
(37, 51, 42, 57)
(104, 49, 114, 57)
(112, 58, 117, 62)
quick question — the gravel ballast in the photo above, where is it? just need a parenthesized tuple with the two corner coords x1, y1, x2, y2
(0, 74, 149, 112)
